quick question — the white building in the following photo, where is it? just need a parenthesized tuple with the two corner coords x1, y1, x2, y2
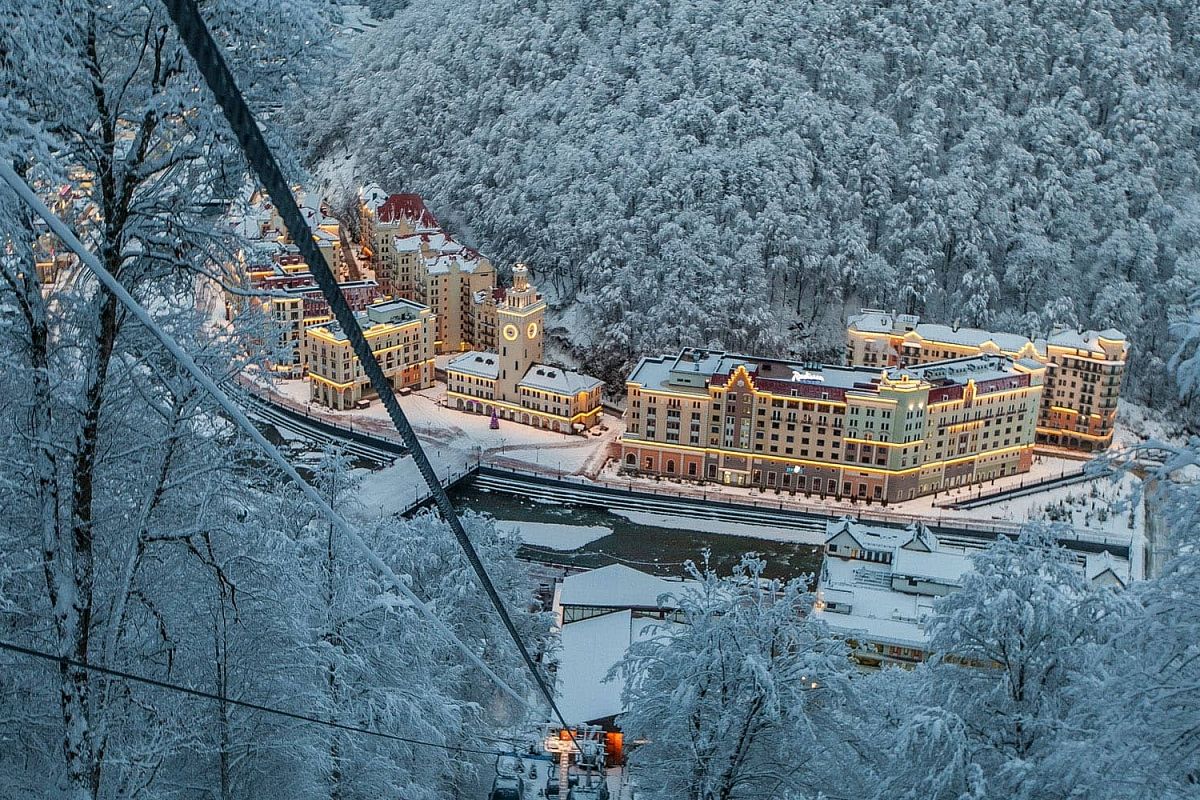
(814, 518, 1129, 667)
(551, 564, 694, 726)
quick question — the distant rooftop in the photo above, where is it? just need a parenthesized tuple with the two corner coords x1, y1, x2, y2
(310, 297, 430, 340)
(558, 563, 696, 610)
(849, 308, 1127, 359)
(375, 193, 440, 228)
(629, 348, 1034, 400)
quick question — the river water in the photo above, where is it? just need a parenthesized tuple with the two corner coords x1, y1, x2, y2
(449, 478, 823, 581)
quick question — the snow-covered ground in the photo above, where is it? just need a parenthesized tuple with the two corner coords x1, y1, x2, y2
(598, 457, 1143, 544)
(261, 377, 620, 476)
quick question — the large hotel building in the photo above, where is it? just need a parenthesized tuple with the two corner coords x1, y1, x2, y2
(620, 348, 1045, 502)
(846, 310, 1127, 452)
(304, 298, 436, 410)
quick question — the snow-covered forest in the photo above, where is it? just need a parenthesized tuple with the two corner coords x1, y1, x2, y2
(1, 1, 1198, 799)
(610, 526, 1199, 800)
(306, 0, 1200, 406)
(0, 3, 541, 797)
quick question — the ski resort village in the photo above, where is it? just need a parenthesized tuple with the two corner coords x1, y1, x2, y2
(5, 5, 1199, 799)
(195, 181, 1164, 796)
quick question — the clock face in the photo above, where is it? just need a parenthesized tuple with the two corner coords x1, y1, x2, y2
(502, 324, 519, 342)
(527, 322, 539, 339)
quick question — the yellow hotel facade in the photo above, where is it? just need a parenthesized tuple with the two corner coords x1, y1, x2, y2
(620, 349, 1044, 503)
(304, 298, 435, 410)
(846, 310, 1127, 452)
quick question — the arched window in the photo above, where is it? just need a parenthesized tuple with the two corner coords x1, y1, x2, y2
(625, 453, 636, 466)
(666, 460, 676, 473)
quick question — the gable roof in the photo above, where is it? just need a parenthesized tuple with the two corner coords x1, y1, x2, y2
(375, 193, 440, 228)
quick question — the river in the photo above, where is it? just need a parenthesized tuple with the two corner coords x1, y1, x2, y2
(449, 477, 824, 580)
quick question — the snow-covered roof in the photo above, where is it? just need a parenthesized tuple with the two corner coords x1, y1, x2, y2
(902, 355, 1030, 387)
(847, 309, 919, 334)
(815, 556, 934, 648)
(359, 183, 388, 212)
(447, 351, 499, 380)
(519, 364, 604, 396)
(558, 564, 694, 610)
(312, 298, 430, 341)
(1046, 327, 1128, 356)
(913, 322, 1036, 355)
(891, 546, 971, 586)
(426, 253, 478, 275)
(556, 610, 678, 725)
(824, 518, 907, 551)
(1085, 551, 1128, 588)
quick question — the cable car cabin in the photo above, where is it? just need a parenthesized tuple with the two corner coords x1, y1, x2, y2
(488, 774, 523, 800)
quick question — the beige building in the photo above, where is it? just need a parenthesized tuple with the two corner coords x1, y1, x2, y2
(359, 190, 497, 354)
(304, 298, 435, 410)
(446, 265, 604, 432)
(846, 310, 1127, 452)
(258, 277, 381, 378)
(621, 348, 1044, 502)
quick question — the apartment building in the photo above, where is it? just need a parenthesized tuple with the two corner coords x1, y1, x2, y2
(304, 298, 435, 410)
(620, 348, 1045, 502)
(259, 275, 382, 377)
(846, 310, 1128, 451)
(241, 187, 344, 275)
(814, 519, 1129, 666)
(359, 190, 497, 353)
(446, 265, 604, 432)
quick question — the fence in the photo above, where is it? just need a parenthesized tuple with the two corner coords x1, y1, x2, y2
(471, 464, 1131, 552)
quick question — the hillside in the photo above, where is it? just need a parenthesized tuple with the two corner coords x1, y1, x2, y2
(305, 0, 1200, 400)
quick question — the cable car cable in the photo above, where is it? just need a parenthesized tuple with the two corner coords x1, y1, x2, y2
(156, 0, 577, 740)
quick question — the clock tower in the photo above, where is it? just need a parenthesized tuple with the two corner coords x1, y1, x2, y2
(496, 263, 546, 403)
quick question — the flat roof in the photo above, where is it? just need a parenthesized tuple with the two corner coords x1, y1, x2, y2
(556, 610, 680, 725)
(558, 563, 695, 610)
(630, 349, 1029, 396)
(913, 322, 1036, 355)
(312, 298, 430, 341)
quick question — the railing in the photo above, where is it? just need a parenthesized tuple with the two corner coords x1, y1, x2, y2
(235, 374, 409, 448)
(472, 464, 1130, 550)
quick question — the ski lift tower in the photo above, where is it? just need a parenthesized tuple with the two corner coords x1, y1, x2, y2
(542, 724, 605, 800)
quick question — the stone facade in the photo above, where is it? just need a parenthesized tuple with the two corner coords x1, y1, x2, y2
(621, 348, 1044, 503)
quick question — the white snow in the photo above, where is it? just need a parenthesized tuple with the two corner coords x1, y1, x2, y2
(259, 377, 618, 476)
(498, 520, 611, 551)
(555, 610, 679, 725)
(609, 509, 826, 545)
(558, 564, 696, 610)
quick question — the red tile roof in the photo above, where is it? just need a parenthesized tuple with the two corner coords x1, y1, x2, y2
(375, 193, 440, 228)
